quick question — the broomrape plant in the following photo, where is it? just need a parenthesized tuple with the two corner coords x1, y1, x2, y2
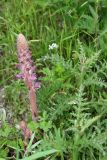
(16, 34, 40, 121)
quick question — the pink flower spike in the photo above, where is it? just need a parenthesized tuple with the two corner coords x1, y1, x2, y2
(16, 33, 40, 120)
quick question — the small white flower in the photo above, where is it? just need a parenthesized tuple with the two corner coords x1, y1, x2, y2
(15, 124, 20, 130)
(49, 43, 58, 50)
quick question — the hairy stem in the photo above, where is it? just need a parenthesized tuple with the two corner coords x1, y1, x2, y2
(29, 88, 38, 121)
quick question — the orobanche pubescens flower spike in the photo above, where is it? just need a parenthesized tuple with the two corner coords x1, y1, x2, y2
(16, 33, 40, 121)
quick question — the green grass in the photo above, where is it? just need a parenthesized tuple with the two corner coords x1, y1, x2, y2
(0, 0, 107, 159)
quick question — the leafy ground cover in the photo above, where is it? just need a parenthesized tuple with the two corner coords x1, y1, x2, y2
(0, 0, 107, 159)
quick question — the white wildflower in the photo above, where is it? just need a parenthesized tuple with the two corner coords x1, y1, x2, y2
(15, 124, 20, 130)
(49, 43, 58, 50)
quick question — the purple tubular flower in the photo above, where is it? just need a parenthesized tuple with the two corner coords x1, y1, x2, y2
(34, 82, 41, 89)
(16, 73, 24, 79)
(17, 33, 40, 120)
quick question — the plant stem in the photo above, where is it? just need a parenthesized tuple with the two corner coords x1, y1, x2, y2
(72, 134, 80, 160)
(29, 88, 38, 121)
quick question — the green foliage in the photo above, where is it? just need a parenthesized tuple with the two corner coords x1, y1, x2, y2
(5, 80, 29, 120)
(20, 149, 58, 160)
(0, 0, 107, 159)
